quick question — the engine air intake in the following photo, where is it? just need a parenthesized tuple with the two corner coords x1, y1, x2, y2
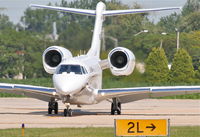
(108, 47, 135, 76)
(110, 51, 128, 69)
(43, 46, 72, 74)
(45, 50, 62, 67)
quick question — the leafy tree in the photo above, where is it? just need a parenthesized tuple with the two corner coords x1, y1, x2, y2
(182, 0, 200, 16)
(21, 32, 54, 78)
(0, 46, 20, 78)
(145, 48, 169, 84)
(127, 33, 160, 60)
(57, 22, 92, 50)
(169, 48, 195, 83)
(0, 29, 23, 78)
(157, 13, 181, 33)
(157, 0, 200, 33)
(0, 14, 14, 30)
(192, 56, 200, 70)
(0, 28, 53, 79)
(195, 67, 200, 79)
(180, 11, 200, 32)
(127, 30, 200, 62)
(21, 7, 59, 33)
(105, 2, 148, 42)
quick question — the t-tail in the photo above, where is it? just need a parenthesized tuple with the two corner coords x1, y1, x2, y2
(30, 2, 181, 58)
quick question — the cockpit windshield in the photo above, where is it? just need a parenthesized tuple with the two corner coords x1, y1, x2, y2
(56, 65, 87, 75)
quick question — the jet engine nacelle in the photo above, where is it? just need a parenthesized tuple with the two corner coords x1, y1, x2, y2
(108, 47, 135, 76)
(43, 46, 72, 74)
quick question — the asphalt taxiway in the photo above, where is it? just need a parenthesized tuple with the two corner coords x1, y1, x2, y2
(0, 98, 199, 129)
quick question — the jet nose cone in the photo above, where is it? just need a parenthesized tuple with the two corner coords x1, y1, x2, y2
(53, 74, 88, 95)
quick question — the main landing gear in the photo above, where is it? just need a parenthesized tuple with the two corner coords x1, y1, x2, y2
(48, 98, 58, 114)
(111, 98, 121, 115)
(64, 103, 72, 117)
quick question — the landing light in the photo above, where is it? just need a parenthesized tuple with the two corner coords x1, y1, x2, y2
(101, 92, 105, 96)
(52, 92, 56, 96)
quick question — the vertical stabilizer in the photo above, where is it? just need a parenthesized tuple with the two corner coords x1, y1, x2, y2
(87, 2, 106, 57)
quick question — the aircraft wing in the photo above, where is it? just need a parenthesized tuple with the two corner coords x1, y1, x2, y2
(30, 4, 96, 16)
(0, 83, 58, 102)
(103, 7, 181, 16)
(97, 86, 200, 103)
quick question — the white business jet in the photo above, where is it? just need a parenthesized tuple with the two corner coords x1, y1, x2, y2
(0, 2, 199, 117)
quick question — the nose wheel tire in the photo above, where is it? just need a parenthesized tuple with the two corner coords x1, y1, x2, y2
(111, 98, 121, 115)
(64, 102, 72, 117)
(64, 108, 72, 117)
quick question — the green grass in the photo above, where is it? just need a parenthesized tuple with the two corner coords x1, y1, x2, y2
(0, 126, 199, 137)
(0, 92, 24, 97)
(157, 93, 200, 99)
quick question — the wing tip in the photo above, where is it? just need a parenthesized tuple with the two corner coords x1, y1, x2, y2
(29, 4, 33, 7)
(29, 4, 40, 8)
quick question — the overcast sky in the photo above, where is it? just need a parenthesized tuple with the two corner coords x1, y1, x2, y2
(0, 0, 186, 24)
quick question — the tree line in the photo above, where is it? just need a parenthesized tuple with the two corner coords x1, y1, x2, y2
(0, 0, 199, 85)
(145, 48, 200, 84)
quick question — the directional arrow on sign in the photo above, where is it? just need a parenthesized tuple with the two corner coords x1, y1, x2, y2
(146, 123, 156, 131)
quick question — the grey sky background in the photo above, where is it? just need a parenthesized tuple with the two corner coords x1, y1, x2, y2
(0, 0, 187, 24)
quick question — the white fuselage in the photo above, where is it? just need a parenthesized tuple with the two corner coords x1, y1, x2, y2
(53, 55, 102, 105)
(53, 2, 106, 105)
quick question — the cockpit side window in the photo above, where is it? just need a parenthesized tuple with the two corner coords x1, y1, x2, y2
(57, 65, 88, 75)
(81, 66, 88, 74)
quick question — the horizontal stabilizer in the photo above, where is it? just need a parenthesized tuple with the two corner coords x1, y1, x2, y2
(30, 4, 181, 17)
(103, 7, 181, 16)
(30, 4, 96, 16)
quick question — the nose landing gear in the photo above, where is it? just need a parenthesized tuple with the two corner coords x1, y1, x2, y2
(64, 103, 72, 117)
(111, 98, 121, 115)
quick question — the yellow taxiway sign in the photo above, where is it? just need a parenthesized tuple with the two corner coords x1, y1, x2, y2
(115, 119, 169, 136)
